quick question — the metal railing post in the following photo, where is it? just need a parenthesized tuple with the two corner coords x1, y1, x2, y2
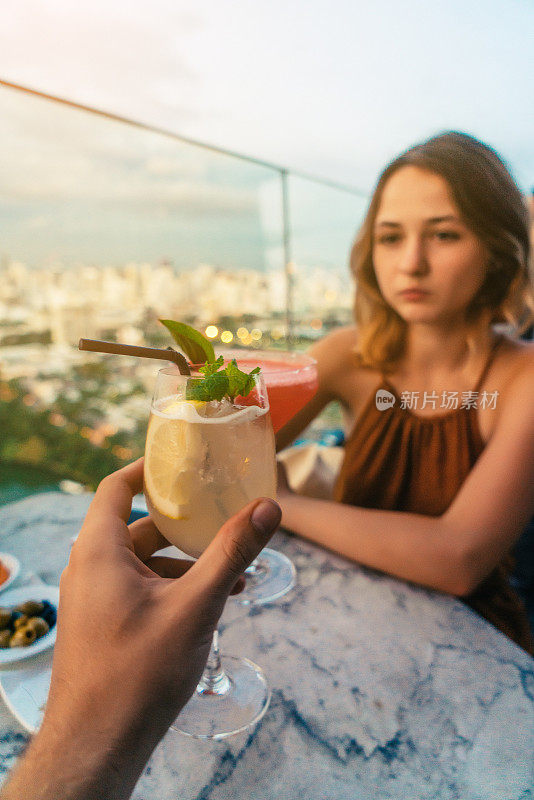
(281, 169, 294, 350)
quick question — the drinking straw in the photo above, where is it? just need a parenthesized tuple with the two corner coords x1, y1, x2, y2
(78, 339, 191, 375)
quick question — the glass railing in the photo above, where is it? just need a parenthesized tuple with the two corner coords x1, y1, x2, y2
(0, 80, 369, 500)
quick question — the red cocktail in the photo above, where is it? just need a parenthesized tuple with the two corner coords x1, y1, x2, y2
(221, 350, 318, 434)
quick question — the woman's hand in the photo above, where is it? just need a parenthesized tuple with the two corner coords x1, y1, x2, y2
(1, 458, 281, 800)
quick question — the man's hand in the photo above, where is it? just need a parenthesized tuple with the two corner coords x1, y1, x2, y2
(1, 458, 281, 800)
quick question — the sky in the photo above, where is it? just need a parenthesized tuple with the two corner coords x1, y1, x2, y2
(1, 0, 533, 269)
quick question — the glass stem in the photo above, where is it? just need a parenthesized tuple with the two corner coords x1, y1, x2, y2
(196, 629, 231, 696)
(245, 556, 267, 577)
(245, 557, 260, 576)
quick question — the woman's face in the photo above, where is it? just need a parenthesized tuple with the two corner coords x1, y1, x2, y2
(372, 166, 489, 326)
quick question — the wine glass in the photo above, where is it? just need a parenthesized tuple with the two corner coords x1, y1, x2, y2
(218, 350, 318, 605)
(144, 366, 276, 738)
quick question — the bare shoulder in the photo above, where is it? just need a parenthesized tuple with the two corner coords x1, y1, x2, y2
(496, 336, 534, 381)
(308, 325, 378, 408)
(493, 336, 534, 414)
(309, 326, 359, 385)
(310, 325, 358, 356)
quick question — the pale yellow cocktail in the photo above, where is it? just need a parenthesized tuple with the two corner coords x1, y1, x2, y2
(144, 395, 276, 558)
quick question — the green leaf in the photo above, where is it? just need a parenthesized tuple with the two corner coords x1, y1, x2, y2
(199, 356, 224, 377)
(159, 320, 215, 365)
(187, 373, 229, 402)
(242, 366, 261, 397)
(224, 359, 260, 399)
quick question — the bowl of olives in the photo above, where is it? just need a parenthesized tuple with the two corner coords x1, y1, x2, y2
(0, 586, 59, 665)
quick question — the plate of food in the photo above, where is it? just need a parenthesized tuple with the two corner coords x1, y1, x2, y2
(0, 553, 21, 594)
(0, 585, 59, 665)
(0, 662, 52, 733)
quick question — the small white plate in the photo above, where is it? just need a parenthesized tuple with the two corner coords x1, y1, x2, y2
(0, 553, 21, 594)
(0, 663, 52, 733)
(0, 585, 59, 666)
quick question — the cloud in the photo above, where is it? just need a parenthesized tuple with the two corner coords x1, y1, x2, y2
(0, 1, 206, 127)
(1, 0, 533, 194)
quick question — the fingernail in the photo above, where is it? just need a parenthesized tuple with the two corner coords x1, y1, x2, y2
(251, 500, 281, 535)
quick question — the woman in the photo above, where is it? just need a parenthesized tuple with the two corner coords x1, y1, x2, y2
(276, 131, 534, 653)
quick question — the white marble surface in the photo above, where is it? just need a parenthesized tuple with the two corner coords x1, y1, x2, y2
(1, 492, 533, 799)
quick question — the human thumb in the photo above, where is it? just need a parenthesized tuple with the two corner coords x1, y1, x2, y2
(190, 498, 281, 598)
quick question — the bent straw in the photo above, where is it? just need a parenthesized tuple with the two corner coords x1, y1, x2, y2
(78, 339, 191, 375)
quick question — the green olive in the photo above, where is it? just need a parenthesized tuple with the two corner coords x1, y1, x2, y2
(0, 630, 11, 648)
(26, 617, 50, 638)
(0, 609, 11, 630)
(16, 601, 45, 617)
(10, 627, 37, 647)
(13, 615, 29, 630)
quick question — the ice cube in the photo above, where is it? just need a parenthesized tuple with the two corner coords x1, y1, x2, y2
(202, 398, 235, 418)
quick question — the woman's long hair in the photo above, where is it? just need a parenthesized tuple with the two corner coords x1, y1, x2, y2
(352, 131, 534, 371)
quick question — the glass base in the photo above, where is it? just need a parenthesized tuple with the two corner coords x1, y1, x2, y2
(172, 655, 271, 740)
(233, 548, 296, 606)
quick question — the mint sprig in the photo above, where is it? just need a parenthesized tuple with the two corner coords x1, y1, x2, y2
(160, 319, 261, 402)
(225, 359, 260, 399)
(186, 356, 260, 403)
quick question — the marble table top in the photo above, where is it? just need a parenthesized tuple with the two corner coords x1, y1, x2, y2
(0, 492, 533, 799)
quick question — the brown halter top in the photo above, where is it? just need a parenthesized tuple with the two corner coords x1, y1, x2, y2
(334, 335, 533, 653)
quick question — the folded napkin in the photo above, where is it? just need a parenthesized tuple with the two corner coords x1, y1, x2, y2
(277, 444, 345, 500)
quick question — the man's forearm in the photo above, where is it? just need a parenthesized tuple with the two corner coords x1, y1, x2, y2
(279, 493, 467, 595)
(0, 707, 166, 800)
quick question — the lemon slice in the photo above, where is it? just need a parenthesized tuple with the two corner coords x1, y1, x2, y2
(144, 405, 204, 519)
(160, 398, 206, 417)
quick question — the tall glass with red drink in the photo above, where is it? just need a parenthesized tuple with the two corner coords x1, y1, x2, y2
(223, 351, 318, 434)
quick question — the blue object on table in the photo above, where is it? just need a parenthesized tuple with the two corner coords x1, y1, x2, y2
(294, 428, 345, 448)
(128, 509, 149, 524)
(128, 494, 149, 525)
(318, 428, 345, 446)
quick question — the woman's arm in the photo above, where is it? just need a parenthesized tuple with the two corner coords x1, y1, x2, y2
(278, 365, 534, 597)
(278, 488, 467, 594)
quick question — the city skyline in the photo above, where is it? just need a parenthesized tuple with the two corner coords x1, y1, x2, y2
(0, 257, 354, 350)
